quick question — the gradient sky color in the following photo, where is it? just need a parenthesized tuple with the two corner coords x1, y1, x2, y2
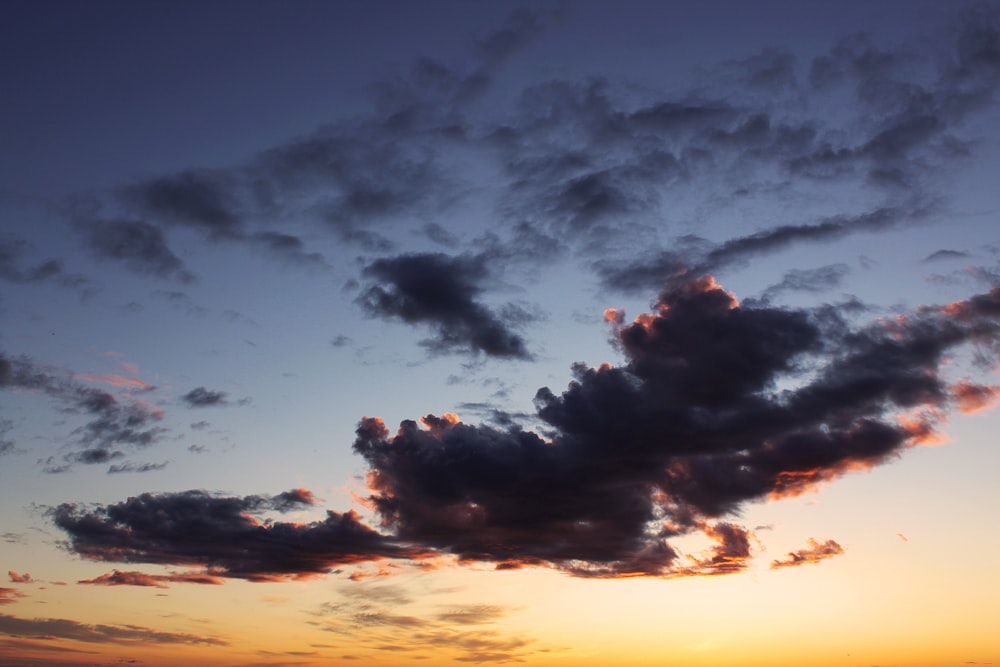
(2, 2, 1000, 666)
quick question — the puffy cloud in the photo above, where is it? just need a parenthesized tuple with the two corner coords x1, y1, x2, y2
(51, 489, 429, 581)
(0, 589, 25, 606)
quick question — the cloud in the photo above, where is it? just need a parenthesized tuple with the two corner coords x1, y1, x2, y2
(924, 249, 971, 262)
(598, 201, 931, 293)
(358, 253, 533, 359)
(107, 461, 168, 474)
(0, 613, 227, 646)
(770, 538, 845, 568)
(180, 387, 229, 408)
(77, 569, 224, 588)
(49, 277, 1000, 580)
(352, 277, 1000, 576)
(51, 489, 428, 581)
(73, 218, 195, 283)
(759, 263, 851, 301)
(314, 584, 535, 663)
(0, 589, 25, 606)
(0, 238, 90, 295)
(0, 352, 166, 469)
(7, 572, 31, 584)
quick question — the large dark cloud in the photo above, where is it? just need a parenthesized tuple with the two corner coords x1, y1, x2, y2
(358, 253, 533, 359)
(74, 218, 195, 283)
(51, 489, 429, 581)
(0, 613, 226, 646)
(0, 353, 165, 471)
(50, 279, 1000, 579)
(351, 278, 1000, 576)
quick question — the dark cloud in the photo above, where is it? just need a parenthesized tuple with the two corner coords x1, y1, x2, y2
(924, 249, 970, 262)
(180, 387, 228, 408)
(74, 218, 195, 283)
(0, 613, 227, 646)
(0, 589, 25, 606)
(0, 352, 166, 468)
(315, 585, 534, 663)
(49, 278, 1000, 580)
(358, 253, 533, 359)
(352, 277, 1000, 576)
(0, 420, 14, 456)
(770, 538, 845, 568)
(759, 263, 851, 301)
(51, 489, 428, 581)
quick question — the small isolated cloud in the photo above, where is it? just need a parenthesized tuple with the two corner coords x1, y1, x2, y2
(0, 589, 26, 605)
(78, 569, 224, 588)
(770, 538, 845, 569)
(180, 387, 228, 408)
(0, 612, 227, 645)
(7, 572, 31, 584)
(357, 253, 533, 359)
(74, 218, 195, 283)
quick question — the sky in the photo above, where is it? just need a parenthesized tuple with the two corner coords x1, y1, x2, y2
(2, 1, 1000, 665)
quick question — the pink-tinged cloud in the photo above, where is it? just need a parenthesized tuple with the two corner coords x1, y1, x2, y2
(952, 381, 1000, 414)
(77, 569, 224, 588)
(7, 571, 31, 584)
(75, 373, 154, 391)
(0, 588, 25, 605)
(603, 308, 625, 324)
(770, 538, 845, 568)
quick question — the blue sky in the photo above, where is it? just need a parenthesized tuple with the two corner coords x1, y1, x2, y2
(2, 2, 1000, 665)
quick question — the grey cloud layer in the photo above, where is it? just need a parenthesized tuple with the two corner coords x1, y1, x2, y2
(56, 7, 1000, 355)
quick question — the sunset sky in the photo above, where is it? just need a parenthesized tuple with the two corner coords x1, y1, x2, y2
(3, 2, 1000, 666)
